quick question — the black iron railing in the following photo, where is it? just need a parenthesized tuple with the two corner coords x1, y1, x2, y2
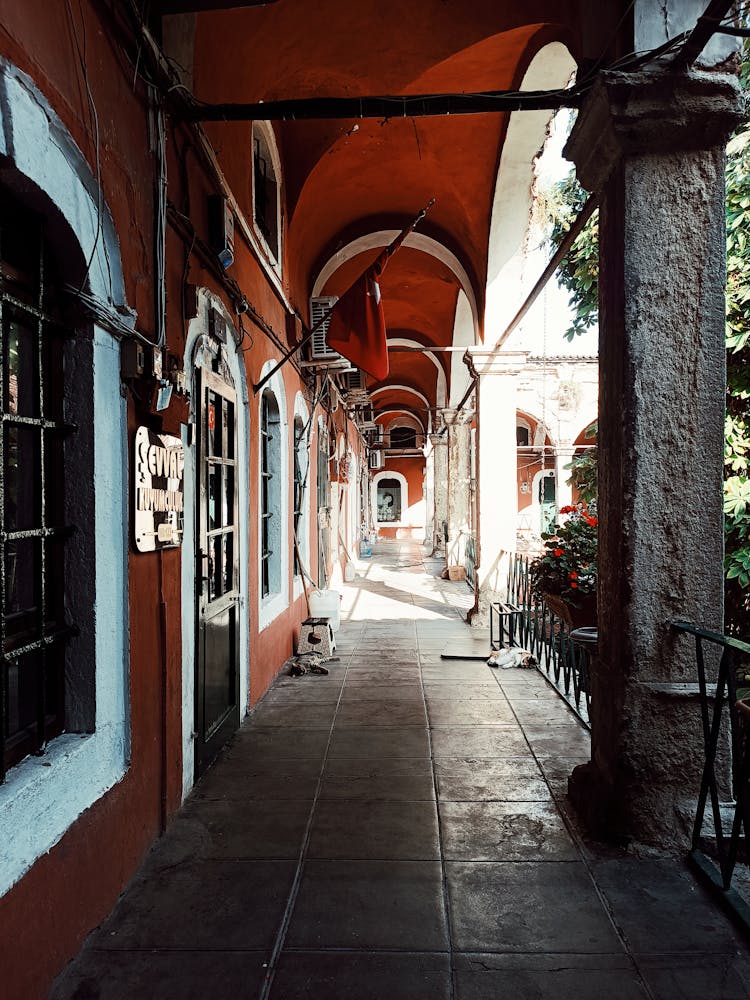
(673, 620, 750, 931)
(506, 553, 592, 728)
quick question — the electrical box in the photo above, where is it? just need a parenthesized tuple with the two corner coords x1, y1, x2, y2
(208, 195, 235, 269)
(121, 339, 145, 379)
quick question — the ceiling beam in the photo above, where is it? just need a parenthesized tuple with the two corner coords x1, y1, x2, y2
(187, 87, 584, 123)
(157, 1, 278, 12)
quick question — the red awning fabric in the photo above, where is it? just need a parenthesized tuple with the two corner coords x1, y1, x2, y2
(326, 251, 389, 381)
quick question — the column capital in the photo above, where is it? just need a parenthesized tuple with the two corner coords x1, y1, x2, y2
(566, 68, 743, 193)
(429, 432, 448, 447)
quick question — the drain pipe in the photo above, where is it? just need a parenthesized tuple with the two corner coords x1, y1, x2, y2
(463, 351, 482, 626)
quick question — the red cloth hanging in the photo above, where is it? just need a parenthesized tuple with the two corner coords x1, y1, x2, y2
(326, 251, 389, 381)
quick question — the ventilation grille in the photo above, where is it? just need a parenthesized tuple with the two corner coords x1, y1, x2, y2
(307, 296, 352, 368)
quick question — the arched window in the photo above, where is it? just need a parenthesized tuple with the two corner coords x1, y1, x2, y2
(389, 426, 417, 449)
(260, 389, 282, 598)
(0, 191, 82, 777)
(252, 122, 282, 267)
(293, 414, 305, 578)
(516, 421, 531, 447)
(377, 478, 403, 523)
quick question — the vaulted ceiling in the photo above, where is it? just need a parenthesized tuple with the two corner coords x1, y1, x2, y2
(174, 0, 625, 422)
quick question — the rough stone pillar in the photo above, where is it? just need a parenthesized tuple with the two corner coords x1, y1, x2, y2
(565, 68, 742, 846)
(430, 431, 449, 554)
(444, 408, 472, 569)
(423, 438, 435, 551)
(471, 350, 527, 617)
(554, 445, 575, 512)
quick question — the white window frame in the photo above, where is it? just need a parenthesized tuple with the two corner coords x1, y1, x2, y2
(258, 360, 289, 630)
(0, 59, 129, 896)
(292, 393, 311, 599)
(251, 121, 283, 275)
(371, 470, 409, 529)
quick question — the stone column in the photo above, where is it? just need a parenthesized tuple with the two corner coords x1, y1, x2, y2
(472, 350, 527, 617)
(554, 445, 575, 512)
(444, 408, 472, 569)
(430, 431, 449, 554)
(565, 67, 742, 846)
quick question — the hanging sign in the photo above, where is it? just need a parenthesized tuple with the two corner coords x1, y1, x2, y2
(134, 426, 185, 552)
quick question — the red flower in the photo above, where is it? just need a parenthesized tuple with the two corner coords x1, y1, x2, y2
(559, 505, 575, 515)
(569, 571, 578, 580)
(570, 581, 578, 589)
(554, 548, 565, 557)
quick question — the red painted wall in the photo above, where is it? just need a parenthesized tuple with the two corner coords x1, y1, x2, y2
(0, 4, 336, 996)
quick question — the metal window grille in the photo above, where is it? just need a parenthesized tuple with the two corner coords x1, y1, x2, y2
(293, 417, 304, 576)
(0, 198, 75, 781)
(260, 391, 279, 598)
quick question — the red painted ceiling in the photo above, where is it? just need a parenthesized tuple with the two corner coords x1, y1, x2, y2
(190, 0, 583, 410)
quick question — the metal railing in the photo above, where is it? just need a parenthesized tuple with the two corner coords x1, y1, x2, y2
(673, 620, 750, 930)
(506, 553, 593, 728)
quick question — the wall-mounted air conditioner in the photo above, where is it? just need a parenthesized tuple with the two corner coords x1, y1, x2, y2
(369, 450, 384, 471)
(305, 296, 353, 369)
(356, 403, 377, 430)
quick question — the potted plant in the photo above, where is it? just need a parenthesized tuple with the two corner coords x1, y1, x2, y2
(530, 502, 598, 628)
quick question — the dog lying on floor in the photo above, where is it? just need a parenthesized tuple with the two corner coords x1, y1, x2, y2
(487, 648, 537, 669)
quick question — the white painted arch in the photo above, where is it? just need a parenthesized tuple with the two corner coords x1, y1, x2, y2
(370, 384, 430, 410)
(387, 337, 447, 407)
(312, 231, 479, 337)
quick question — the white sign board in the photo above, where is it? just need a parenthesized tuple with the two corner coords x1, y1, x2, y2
(134, 426, 184, 552)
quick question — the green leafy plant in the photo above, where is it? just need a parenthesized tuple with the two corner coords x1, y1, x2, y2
(565, 420, 598, 503)
(529, 502, 597, 608)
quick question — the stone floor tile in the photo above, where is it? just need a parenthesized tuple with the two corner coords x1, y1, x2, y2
(321, 757, 435, 800)
(426, 700, 516, 726)
(435, 758, 548, 802)
(308, 798, 440, 860)
(635, 952, 750, 999)
(51, 950, 269, 1000)
(510, 699, 584, 726)
(338, 684, 424, 703)
(249, 701, 338, 729)
(261, 682, 344, 704)
(424, 684, 507, 701)
(149, 798, 311, 862)
(523, 726, 591, 757)
(286, 860, 449, 951)
(439, 800, 578, 861)
(97, 861, 296, 951)
(232, 727, 331, 759)
(591, 860, 745, 954)
(446, 861, 622, 953)
(335, 699, 427, 727)
(452, 953, 647, 1000)
(430, 726, 531, 758)
(270, 951, 452, 1000)
(328, 725, 430, 758)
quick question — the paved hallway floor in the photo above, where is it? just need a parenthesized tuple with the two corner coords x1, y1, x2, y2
(53, 542, 750, 999)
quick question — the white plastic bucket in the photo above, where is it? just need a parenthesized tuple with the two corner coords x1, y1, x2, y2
(309, 589, 341, 632)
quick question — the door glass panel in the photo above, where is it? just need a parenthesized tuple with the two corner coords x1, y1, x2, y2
(5, 425, 38, 531)
(6, 315, 38, 418)
(208, 465, 220, 531)
(223, 533, 233, 593)
(223, 467, 234, 527)
(225, 401, 235, 460)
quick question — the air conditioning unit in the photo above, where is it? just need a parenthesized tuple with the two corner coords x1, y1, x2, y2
(374, 423, 385, 445)
(305, 296, 353, 369)
(339, 367, 369, 405)
(369, 450, 384, 471)
(356, 403, 377, 430)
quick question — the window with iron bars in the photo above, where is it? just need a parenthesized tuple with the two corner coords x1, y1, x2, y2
(293, 416, 304, 578)
(0, 195, 77, 781)
(260, 389, 281, 598)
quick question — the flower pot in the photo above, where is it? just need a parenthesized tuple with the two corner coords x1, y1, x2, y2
(448, 565, 466, 581)
(543, 592, 597, 629)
